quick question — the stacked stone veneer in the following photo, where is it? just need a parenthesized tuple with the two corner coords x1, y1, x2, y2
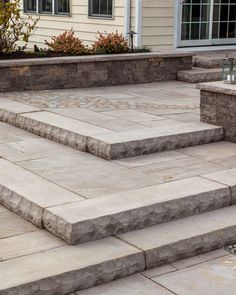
(199, 82, 236, 142)
(0, 52, 193, 92)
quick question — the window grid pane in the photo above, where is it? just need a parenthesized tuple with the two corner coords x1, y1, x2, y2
(90, 0, 113, 17)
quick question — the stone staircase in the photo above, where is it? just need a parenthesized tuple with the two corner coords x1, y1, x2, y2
(177, 54, 224, 83)
(1, 98, 236, 294)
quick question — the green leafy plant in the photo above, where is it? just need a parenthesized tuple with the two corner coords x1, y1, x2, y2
(0, 0, 38, 53)
(92, 31, 129, 54)
(45, 29, 87, 55)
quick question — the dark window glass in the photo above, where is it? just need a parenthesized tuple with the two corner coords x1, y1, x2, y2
(24, 0, 36, 12)
(41, 0, 52, 13)
(89, 0, 113, 17)
(55, 0, 70, 14)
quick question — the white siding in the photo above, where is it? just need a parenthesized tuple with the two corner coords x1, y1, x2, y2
(21, 0, 126, 48)
(142, 0, 175, 50)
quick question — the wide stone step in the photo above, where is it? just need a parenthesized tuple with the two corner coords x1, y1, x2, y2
(86, 122, 223, 160)
(1, 155, 235, 245)
(177, 67, 222, 83)
(0, 104, 224, 160)
(2, 206, 236, 295)
(118, 205, 236, 268)
(43, 176, 231, 244)
(193, 55, 226, 69)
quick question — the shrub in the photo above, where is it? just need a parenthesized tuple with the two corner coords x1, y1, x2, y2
(0, 0, 38, 53)
(92, 31, 129, 54)
(45, 29, 87, 55)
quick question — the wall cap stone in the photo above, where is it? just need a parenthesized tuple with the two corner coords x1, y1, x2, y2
(0, 51, 194, 68)
(197, 81, 236, 96)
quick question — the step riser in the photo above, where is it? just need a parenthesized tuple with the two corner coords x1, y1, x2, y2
(1, 253, 145, 295)
(43, 187, 230, 244)
(177, 71, 222, 84)
(145, 226, 236, 269)
(87, 129, 224, 160)
(193, 57, 224, 69)
(0, 185, 43, 228)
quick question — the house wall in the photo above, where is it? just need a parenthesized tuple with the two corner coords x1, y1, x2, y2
(141, 0, 175, 50)
(22, 0, 127, 49)
(20, 0, 177, 50)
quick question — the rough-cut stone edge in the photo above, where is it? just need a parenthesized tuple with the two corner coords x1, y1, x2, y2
(197, 82, 236, 96)
(0, 184, 44, 228)
(0, 250, 145, 295)
(87, 127, 224, 160)
(0, 51, 194, 68)
(177, 68, 222, 83)
(144, 226, 236, 268)
(43, 185, 231, 244)
(15, 114, 87, 151)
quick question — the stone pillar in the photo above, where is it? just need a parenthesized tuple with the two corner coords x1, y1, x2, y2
(198, 81, 236, 143)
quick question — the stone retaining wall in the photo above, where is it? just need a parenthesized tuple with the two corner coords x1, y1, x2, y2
(0, 52, 193, 92)
(199, 82, 236, 142)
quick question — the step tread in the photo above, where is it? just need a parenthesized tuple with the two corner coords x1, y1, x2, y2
(118, 205, 236, 268)
(0, 158, 83, 227)
(17, 111, 110, 136)
(0, 236, 144, 293)
(118, 205, 236, 249)
(179, 67, 222, 74)
(87, 121, 222, 144)
(43, 176, 230, 243)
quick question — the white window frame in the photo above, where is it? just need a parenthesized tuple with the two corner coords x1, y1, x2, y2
(89, 0, 114, 19)
(24, 0, 71, 15)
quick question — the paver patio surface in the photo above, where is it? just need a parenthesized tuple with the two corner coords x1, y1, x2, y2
(1, 81, 236, 293)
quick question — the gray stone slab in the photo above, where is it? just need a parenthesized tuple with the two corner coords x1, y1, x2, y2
(16, 111, 109, 152)
(118, 206, 236, 268)
(197, 81, 236, 96)
(0, 237, 145, 295)
(1, 138, 78, 162)
(0, 98, 39, 124)
(113, 151, 188, 168)
(179, 141, 236, 162)
(0, 209, 37, 239)
(87, 122, 224, 160)
(43, 176, 230, 244)
(0, 158, 83, 227)
(18, 153, 159, 199)
(170, 248, 228, 270)
(101, 109, 162, 123)
(203, 168, 236, 204)
(142, 265, 177, 279)
(155, 255, 236, 295)
(163, 112, 200, 123)
(133, 156, 225, 183)
(76, 274, 173, 295)
(0, 230, 65, 261)
(49, 108, 148, 131)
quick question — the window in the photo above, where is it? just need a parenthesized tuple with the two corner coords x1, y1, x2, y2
(89, 0, 113, 18)
(24, 0, 70, 15)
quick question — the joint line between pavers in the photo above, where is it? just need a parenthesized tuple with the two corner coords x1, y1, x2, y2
(13, 161, 87, 200)
(149, 278, 179, 295)
(199, 175, 234, 205)
(114, 235, 148, 269)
